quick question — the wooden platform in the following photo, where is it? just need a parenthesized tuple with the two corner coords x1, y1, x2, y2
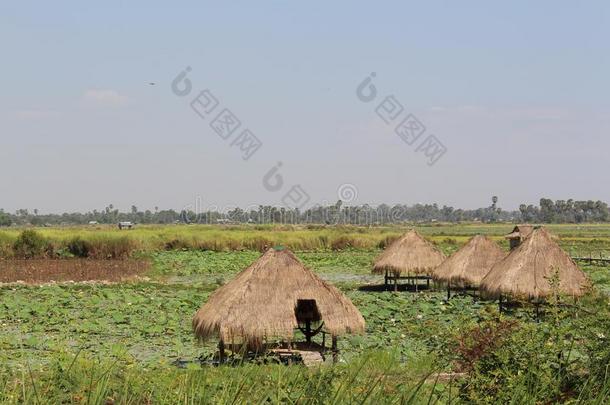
(223, 341, 333, 367)
(269, 348, 324, 367)
(572, 254, 610, 266)
(384, 272, 432, 292)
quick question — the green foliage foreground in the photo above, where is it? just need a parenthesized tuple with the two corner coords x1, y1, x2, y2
(0, 351, 441, 404)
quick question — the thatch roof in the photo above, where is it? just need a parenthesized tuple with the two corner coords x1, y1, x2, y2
(505, 224, 534, 240)
(372, 230, 446, 276)
(481, 228, 589, 299)
(192, 247, 365, 348)
(432, 235, 506, 287)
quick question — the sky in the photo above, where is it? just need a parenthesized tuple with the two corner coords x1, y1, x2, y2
(1, 1, 609, 213)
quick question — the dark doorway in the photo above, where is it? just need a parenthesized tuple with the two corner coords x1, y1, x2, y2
(295, 299, 323, 343)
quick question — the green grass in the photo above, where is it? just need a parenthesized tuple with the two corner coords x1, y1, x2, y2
(0, 350, 447, 404)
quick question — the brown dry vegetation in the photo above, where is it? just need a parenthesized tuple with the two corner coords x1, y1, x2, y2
(0, 259, 149, 284)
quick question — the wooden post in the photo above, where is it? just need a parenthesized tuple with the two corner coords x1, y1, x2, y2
(426, 278, 430, 289)
(394, 275, 398, 292)
(218, 340, 225, 364)
(447, 281, 451, 300)
(415, 277, 419, 293)
(331, 335, 338, 363)
(305, 320, 312, 344)
(498, 295, 503, 313)
(384, 269, 388, 290)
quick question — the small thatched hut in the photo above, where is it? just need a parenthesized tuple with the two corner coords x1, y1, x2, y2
(373, 230, 446, 291)
(192, 247, 365, 363)
(505, 224, 534, 250)
(432, 235, 506, 297)
(481, 228, 589, 301)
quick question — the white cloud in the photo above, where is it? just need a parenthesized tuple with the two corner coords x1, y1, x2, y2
(83, 89, 129, 106)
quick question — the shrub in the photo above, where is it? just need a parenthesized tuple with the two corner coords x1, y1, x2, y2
(575, 293, 610, 389)
(330, 236, 353, 251)
(0, 232, 14, 258)
(442, 237, 458, 245)
(451, 319, 518, 373)
(67, 237, 93, 258)
(164, 238, 191, 250)
(88, 236, 138, 259)
(13, 230, 48, 258)
(243, 237, 273, 252)
(377, 235, 400, 249)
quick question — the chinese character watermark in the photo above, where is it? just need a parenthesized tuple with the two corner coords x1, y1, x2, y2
(356, 72, 447, 166)
(171, 66, 313, 208)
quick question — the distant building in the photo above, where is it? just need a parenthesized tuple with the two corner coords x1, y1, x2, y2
(88, 221, 99, 225)
(118, 221, 134, 230)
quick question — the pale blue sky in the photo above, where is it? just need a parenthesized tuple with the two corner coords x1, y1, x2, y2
(1, 1, 608, 213)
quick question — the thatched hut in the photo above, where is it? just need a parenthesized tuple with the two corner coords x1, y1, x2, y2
(192, 247, 365, 363)
(481, 228, 589, 302)
(372, 230, 446, 291)
(505, 224, 534, 250)
(432, 235, 506, 298)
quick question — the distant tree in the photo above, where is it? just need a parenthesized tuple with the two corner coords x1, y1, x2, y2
(0, 210, 12, 227)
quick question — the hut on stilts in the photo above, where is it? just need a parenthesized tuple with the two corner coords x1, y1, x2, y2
(432, 235, 506, 299)
(192, 247, 365, 365)
(480, 227, 590, 316)
(372, 230, 446, 291)
(505, 224, 534, 250)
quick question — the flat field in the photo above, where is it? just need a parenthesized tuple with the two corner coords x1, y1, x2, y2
(0, 224, 609, 403)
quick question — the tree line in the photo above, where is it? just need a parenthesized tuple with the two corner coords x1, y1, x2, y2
(1, 198, 608, 226)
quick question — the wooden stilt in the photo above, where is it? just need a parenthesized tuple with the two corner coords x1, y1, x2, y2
(498, 295, 503, 313)
(384, 269, 388, 290)
(394, 275, 398, 292)
(331, 335, 338, 363)
(447, 282, 451, 300)
(415, 277, 419, 292)
(426, 278, 430, 289)
(305, 320, 312, 343)
(218, 340, 225, 364)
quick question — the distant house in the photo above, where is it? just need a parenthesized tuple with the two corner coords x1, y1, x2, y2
(118, 221, 134, 230)
(88, 221, 99, 225)
(504, 224, 535, 250)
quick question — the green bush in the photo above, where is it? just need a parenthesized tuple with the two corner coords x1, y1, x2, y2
(575, 293, 610, 389)
(12, 229, 47, 258)
(448, 294, 610, 403)
(67, 237, 92, 258)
